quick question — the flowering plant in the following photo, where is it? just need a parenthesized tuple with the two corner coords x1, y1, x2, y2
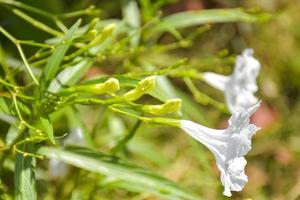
(0, 1, 267, 199)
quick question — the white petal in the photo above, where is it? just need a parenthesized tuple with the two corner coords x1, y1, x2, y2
(202, 72, 229, 91)
(180, 102, 260, 196)
(226, 157, 248, 191)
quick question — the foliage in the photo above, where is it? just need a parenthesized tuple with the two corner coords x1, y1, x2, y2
(1, 0, 297, 199)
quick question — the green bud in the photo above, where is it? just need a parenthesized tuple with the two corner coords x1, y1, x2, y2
(89, 23, 116, 46)
(86, 29, 98, 40)
(66, 78, 119, 94)
(122, 76, 156, 101)
(103, 23, 116, 34)
(89, 18, 100, 29)
(102, 77, 120, 92)
(142, 98, 182, 115)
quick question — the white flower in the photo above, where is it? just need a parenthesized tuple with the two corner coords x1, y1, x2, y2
(180, 102, 260, 197)
(203, 49, 261, 113)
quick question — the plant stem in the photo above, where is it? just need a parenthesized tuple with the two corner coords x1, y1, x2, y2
(0, 0, 54, 19)
(16, 44, 39, 85)
(0, 27, 39, 85)
(58, 5, 100, 18)
(111, 119, 142, 154)
(11, 93, 39, 131)
(184, 78, 228, 112)
(0, 124, 26, 175)
(12, 9, 63, 37)
(19, 40, 53, 48)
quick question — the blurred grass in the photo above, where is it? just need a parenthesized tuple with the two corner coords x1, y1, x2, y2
(0, 0, 300, 199)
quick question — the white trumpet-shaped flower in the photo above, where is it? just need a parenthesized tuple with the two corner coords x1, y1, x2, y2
(180, 102, 260, 197)
(203, 49, 261, 113)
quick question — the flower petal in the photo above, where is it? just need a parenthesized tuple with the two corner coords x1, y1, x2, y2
(179, 102, 260, 196)
(202, 72, 229, 91)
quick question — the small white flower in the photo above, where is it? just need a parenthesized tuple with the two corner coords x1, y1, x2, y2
(180, 102, 260, 197)
(203, 49, 261, 113)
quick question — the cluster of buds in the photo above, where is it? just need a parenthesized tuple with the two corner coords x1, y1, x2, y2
(53, 49, 261, 197)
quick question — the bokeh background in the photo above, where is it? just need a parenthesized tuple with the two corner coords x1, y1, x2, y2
(1, 0, 300, 199)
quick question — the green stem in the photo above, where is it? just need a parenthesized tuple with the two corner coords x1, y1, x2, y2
(0, 124, 26, 175)
(13, 138, 45, 159)
(0, 26, 16, 42)
(184, 78, 228, 112)
(0, 77, 19, 88)
(28, 49, 52, 62)
(0, 0, 54, 19)
(109, 106, 180, 127)
(12, 9, 63, 37)
(16, 44, 39, 85)
(11, 93, 39, 131)
(0, 27, 39, 85)
(111, 120, 142, 154)
(30, 58, 48, 67)
(19, 40, 53, 48)
(58, 5, 100, 18)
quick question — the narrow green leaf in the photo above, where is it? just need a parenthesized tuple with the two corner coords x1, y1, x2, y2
(150, 8, 269, 34)
(5, 122, 20, 145)
(40, 116, 55, 144)
(15, 144, 37, 200)
(122, 0, 141, 47)
(48, 58, 94, 93)
(0, 97, 16, 124)
(41, 19, 81, 86)
(65, 107, 94, 148)
(0, 97, 11, 115)
(39, 146, 201, 200)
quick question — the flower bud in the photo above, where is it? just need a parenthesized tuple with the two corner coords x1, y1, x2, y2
(86, 29, 98, 40)
(102, 23, 116, 34)
(66, 78, 119, 94)
(88, 18, 100, 30)
(142, 98, 182, 115)
(122, 76, 156, 101)
(89, 23, 116, 46)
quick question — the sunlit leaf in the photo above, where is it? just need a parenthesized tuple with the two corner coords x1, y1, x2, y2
(15, 144, 37, 200)
(40, 116, 55, 144)
(41, 19, 81, 87)
(39, 146, 201, 200)
(48, 58, 94, 93)
(150, 8, 268, 34)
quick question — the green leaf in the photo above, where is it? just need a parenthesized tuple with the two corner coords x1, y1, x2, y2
(5, 123, 20, 145)
(0, 97, 11, 115)
(65, 107, 94, 148)
(0, 97, 16, 124)
(47, 58, 94, 93)
(150, 8, 268, 34)
(39, 146, 201, 200)
(122, 0, 141, 47)
(15, 144, 37, 200)
(41, 19, 81, 87)
(40, 116, 55, 144)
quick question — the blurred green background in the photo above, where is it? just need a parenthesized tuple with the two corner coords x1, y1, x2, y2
(0, 0, 300, 199)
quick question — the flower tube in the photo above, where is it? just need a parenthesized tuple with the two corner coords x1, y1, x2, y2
(180, 102, 260, 196)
